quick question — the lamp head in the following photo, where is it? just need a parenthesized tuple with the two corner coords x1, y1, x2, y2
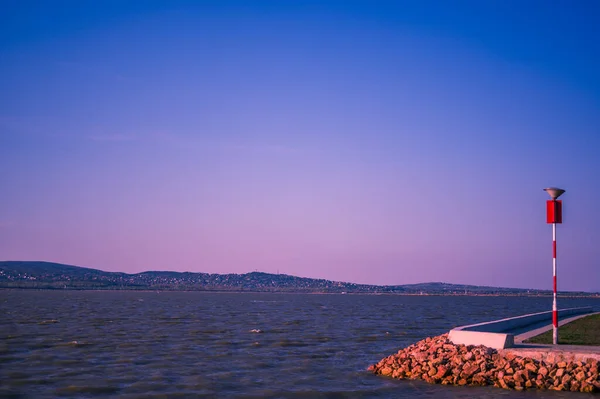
(543, 187, 565, 200)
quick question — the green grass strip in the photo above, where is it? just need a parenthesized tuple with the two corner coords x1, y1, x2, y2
(525, 313, 600, 346)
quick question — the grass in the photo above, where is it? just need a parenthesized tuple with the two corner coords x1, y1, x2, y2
(525, 313, 600, 346)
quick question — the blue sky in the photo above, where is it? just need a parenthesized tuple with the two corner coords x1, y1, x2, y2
(1, 1, 599, 291)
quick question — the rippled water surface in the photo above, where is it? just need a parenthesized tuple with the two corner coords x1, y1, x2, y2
(2, 291, 598, 398)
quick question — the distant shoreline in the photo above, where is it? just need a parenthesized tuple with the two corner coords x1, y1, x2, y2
(3, 287, 600, 298)
(2, 261, 598, 297)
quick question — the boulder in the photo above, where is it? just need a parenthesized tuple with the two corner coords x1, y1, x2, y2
(460, 364, 479, 379)
(524, 362, 538, 373)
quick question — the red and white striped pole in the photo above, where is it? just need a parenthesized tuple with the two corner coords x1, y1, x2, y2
(552, 221, 557, 344)
(544, 187, 565, 345)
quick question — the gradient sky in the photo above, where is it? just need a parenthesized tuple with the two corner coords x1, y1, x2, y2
(1, 1, 599, 291)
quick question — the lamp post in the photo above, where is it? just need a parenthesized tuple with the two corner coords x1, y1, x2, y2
(543, 187, 565, 345)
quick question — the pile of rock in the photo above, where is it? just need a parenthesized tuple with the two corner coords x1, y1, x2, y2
(368, 334, 600, 393)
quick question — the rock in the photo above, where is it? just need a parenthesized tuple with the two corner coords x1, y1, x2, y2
(522, 369, 533, 380)
(524, 362, 538, 373)
(555, 384, 567, 391)
(411, 371, 423, 379)
(498, 379, 508, 389)
(515, 358, 524, 367)
(460, 364, 479, 379)
(380, 367, 393, 376)
(392, 368, 405, 379)
(472, 374, 487, 386)
(413, 352, 428, 362)
(570, 381, 580, 392)
(422, 375, 435, 384)
(434, 365, 449, 379)
(566, 363, 575, 372)
(580, 382, 595, 393)
(535, 380, 546, 390)
(538, 366, 549, 377)
(512, 370, 525, 384)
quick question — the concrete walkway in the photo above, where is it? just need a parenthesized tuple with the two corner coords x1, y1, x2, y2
(502, 312, 600, 363)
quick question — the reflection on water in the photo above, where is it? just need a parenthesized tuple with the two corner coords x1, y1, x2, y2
(1, 291, 597, 398)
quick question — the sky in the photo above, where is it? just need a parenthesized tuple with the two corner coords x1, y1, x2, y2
(1, 1, 600, 291)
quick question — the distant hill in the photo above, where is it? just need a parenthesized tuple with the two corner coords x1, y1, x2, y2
(0, 261, 596, 296)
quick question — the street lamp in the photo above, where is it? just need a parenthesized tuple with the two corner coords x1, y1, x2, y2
(543, 187, 565, 345)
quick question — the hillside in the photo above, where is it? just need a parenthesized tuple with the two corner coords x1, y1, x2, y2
(0, 261, 595, 296)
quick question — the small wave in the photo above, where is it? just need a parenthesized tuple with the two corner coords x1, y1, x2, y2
(250, 329, 263, 333)
(38, 319, 59, 325)
(274, 340, 310, 347)
(199, 329, 228, 334)
(56, 384, 120, 395)
(63, 340, 91, 347)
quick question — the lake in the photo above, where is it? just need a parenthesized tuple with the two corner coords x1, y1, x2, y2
(1, 291, 598, 398)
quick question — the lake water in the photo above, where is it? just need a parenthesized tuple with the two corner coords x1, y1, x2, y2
(1, 291, 598, 398)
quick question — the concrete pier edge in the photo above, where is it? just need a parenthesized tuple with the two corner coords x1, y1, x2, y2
(448, 306, 594, 349)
